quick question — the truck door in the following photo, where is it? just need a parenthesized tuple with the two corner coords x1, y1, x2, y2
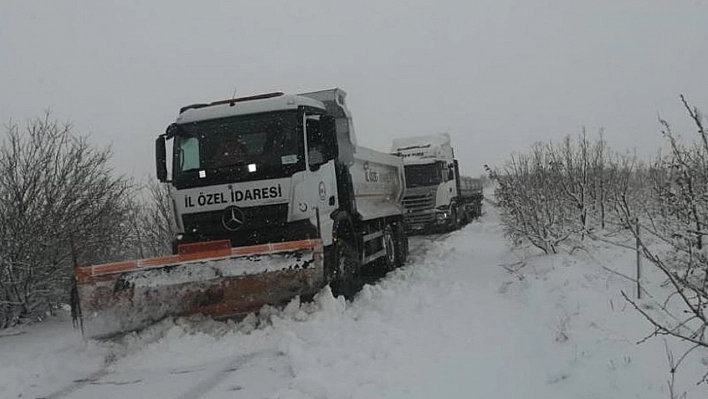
(304, 113, 338, 245)
(453, 159, 461, 198)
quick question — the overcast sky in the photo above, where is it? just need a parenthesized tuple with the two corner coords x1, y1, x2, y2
(2, 0, 707, 178)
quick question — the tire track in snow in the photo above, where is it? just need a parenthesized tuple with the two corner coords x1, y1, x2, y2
(172, 352, 259, 399)
(408, 232, 449, 258)
(41, 352, 262, 399)
(38, 319, 189, 399)
(40, 368, 113, 399)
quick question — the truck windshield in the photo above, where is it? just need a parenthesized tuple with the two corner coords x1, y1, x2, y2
(173, 110, 304, 183)
(404, 163, 442, 187)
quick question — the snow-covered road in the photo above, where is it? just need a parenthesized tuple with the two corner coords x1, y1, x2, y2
(3, 203, 706, 398)
(56, 219, 562, 399)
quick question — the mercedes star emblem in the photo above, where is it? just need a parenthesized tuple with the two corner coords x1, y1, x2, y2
(222, 206, 245, 231)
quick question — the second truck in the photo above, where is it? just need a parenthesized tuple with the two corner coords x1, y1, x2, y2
(73, 88, 408, 338)
(392, 133, 483, 233)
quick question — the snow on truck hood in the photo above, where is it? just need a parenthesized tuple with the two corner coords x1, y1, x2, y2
(176, 94, 325, 124)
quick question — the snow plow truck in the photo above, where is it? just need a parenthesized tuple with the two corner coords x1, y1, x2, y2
(73, 89, 408, 338)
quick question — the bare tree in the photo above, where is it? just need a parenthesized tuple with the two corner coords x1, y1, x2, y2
(548, 132, 591, 235)
(495, 143, 573, 254)
(0, 113, 131, 327)
(495, 133, 614, 254)
(124, 180, 175, 258)
(622, 99, 708, 382)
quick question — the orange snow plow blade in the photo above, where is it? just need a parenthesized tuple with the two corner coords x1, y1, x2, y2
(74, 239, 324, 339)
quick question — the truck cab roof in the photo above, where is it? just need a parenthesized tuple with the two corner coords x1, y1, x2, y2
(176, 93, 326, 124)
(171, 88, 360, 166)
(391, 133, 454, 164)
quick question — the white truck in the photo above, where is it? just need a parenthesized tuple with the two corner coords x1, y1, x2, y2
(392, 133, 483, 232)
(74, 88, 408, 338)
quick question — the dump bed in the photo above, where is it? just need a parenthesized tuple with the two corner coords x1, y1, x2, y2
(300, 89, 406, 222)
(459, 176, 483, 200)
(349, 146, 405, 221)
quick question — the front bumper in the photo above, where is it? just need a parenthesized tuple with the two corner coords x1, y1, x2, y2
(177, 204, 318, 249)
(404, 208, 454, 231)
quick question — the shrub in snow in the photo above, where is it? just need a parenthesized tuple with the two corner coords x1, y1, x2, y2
(0, 113, 132, 327)
(493, 132, 632, 254)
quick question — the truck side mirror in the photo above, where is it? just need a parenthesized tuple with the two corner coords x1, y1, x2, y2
(156, 136, 168, 182)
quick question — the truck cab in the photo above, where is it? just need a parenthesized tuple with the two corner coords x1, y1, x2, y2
(392, 133, 462, 231)
(156, 88, 408, 291)
(156, 92, 345, 249)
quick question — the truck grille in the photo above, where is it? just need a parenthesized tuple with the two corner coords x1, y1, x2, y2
(402, 187, 436, 225)
(405, 211, 435, 224)
(183, 204, 288, 236)
(179, 203, 317, 246)
(402, 187, 436, 212)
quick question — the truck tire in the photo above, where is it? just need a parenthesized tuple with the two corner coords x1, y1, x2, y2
(382, 224, 396, 272)
(393, 221, 408, 267)
(460, 205, 469, 226)
(472, 201, 481, 219)
(330, 238, 362, 298)
(450, 205, 462, 231)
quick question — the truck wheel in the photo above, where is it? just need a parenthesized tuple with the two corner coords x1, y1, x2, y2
(382, 224, 396, 272)
(331, 238, 362, 298)
(393, 221, 408, 267)
(450, 205, 462, 231)
(460, 206, 469, 226)
(471, 202, 481, 219)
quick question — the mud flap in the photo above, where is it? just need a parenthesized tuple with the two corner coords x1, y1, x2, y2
(74, 240, 324, 339)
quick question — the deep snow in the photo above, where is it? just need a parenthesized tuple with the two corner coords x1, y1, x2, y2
(2, 203, 707, 398)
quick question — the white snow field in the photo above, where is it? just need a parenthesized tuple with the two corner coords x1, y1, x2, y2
(2, 203, 706, 398)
